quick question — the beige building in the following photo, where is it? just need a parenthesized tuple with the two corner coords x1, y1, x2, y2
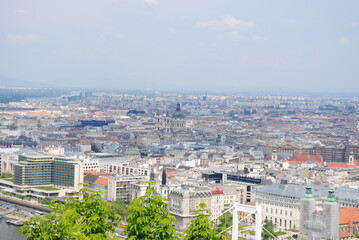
(82, 158, 100, 172)
(104, 162, 150, 177)
(168, 187, 212, 230)
(256, 186, 300, 230)
(0, 150, 19, 174)
(130, 181, 148, 200)
(168, 184, 247, 230)
(107, 176, 148, 202)
(210, 184, 247, 220)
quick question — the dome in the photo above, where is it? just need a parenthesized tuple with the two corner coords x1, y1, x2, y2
(172, 103, 185, 119)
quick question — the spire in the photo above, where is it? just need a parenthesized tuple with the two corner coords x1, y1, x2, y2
(172, 102, 185, 119)
(161, 169, 167, 185)
(272, 147, 277, 153)
(272, 146, 278, 161)
(176, 102, 181, 112)
(303, 183, 314, 200)
(150, 168, 155, 182)
(325, 187, 336, 204)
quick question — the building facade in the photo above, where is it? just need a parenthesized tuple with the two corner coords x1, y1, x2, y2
(256, 183, 359, 237)
(155, 103, 186, 139)
(107, 176, 147, 203)
(14, 154, 83, 189)
(168, 187, 212, 230)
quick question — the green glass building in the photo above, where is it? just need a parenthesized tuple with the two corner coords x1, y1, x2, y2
(14, 155, 81, 187)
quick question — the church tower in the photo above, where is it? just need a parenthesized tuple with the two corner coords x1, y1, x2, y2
(171, 103, 186, 133)
(349, 152, 356, 165)
(323, 187, 339, 240)
(271, 147, 278, 161)
(160, 169, 169, 199)
(161, 168, 167, 185)
(150, 168, 155, 182)
(300, 183, 316, 236)
(155, 102, 186, 140)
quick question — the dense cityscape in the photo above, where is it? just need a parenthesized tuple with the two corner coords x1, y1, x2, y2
(0, 90, 358, 239)
(2, 0, 358, 239)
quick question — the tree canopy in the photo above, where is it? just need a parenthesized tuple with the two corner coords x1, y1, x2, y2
(124, 182, 178, 240)
(21, 187, 120, 240)
(262, 219, 280, 239)
(109, 198, 130, 219)
(184, 202, 228, 240)
(217, 210, 232, 234)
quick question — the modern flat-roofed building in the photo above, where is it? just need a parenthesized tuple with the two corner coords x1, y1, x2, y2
(107, 176, 147, 203)
(14, 154, 83, 189)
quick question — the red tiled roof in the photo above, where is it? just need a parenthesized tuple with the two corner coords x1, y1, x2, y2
(94, 177, 108, 186)
(326, 162, 359, 168)
(340, 208, 359, 225)
(294, 155, 323, 162)
(287, 156, 359, 168)
(339, 231, 352, 238)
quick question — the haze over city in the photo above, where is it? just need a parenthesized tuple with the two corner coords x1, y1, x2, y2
(1, 2, 359, 239)
(1, 0, 358, 92)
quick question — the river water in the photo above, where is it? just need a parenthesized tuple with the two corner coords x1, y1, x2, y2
(0, 218, 26, 240)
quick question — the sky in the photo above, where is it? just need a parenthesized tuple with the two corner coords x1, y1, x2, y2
(0, 0, 358, 92)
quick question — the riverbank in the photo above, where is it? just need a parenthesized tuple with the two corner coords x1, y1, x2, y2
(0, 193, 51, 212)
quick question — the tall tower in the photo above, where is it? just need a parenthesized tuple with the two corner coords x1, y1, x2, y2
(160, 169, 169, 199)
(271, 147, 278, 161)
(161, 169, 167, 185)
(150, 168, 155, 182)
(300, 183, 316, 236)
(349, 152, 356, 165)
(323, 187, 339, 240)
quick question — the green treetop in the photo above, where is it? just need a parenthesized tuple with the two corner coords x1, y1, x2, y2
(109, 198, 130, 219)
(184, 202, 228, 240)
(124, 182, 179, 240)
(217, 210, 232, 236)
(21, 187, 120, 240)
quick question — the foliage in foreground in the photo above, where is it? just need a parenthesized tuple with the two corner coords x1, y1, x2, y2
(184, 202, 228, 240)
(109, 198, 130, 219)
(124, 182, 179, 240)
(262, 219, 291, 239)
(20, 183, 232, 240)
(20, 187, 120, 240)
(217, 210, 233, 234)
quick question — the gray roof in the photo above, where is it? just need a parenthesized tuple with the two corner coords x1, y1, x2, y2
(257, 183, 359, 202)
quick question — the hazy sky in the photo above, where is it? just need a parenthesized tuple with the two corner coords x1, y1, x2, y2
(1, 0, 358, 92)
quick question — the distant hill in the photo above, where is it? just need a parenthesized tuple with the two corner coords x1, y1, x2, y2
(0, 75, 50, 88)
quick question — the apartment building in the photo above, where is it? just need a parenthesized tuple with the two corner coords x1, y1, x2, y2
(107, 176, 147, 203)
(104, 162, 150, 177)
(168, 183, 247, 230)
(168, 187, 212, 230)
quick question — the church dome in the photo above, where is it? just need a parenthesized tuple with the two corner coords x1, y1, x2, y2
(172, 103, 185, 119)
